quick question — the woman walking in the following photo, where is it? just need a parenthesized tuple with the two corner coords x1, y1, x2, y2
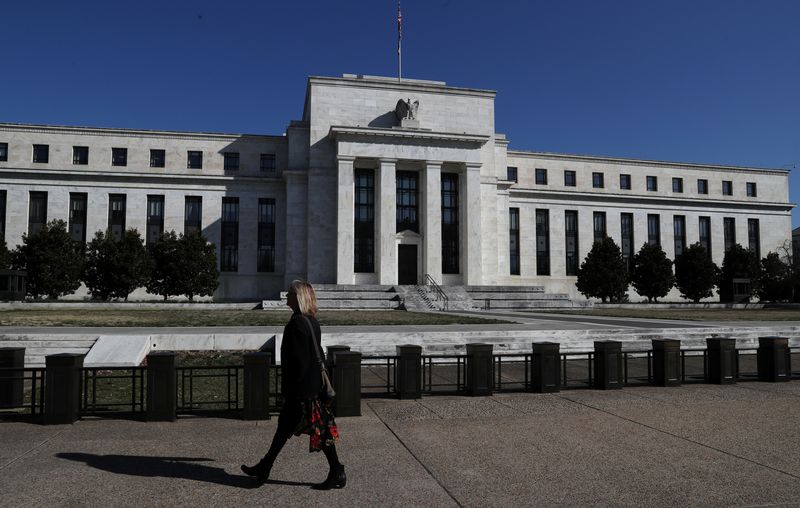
(241, 280, 345, 489)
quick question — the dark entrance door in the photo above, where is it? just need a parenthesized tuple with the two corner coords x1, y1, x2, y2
(398, 245, 418, 285)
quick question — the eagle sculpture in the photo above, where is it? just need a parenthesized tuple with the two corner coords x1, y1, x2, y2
(395, 98, 419, 121)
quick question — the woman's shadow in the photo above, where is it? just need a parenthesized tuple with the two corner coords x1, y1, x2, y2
(56, 453, 314, 488)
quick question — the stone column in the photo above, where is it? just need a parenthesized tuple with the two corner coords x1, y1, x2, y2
(423, 161, 442, 284)
(463, 162, 483, 285)
(378, 158, 397, 285)
(336, 156, 356, 284)
(283, 170, 308, 286)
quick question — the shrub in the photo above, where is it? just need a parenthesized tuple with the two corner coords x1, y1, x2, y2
(631, 243, 674, 303)
(11, 220, 84, 299)
(84, 229, 152, 300)
(718, 244, 760, 302)
(674, 243, 718, 303)
(576, 237, 628, 303)
(757, 252, 792, 302)
(0, 239, 9, 270)
(146, 231, 181, 300)
(176, 233, 219, 301)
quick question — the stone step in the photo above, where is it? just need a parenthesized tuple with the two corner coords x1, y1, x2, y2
(467, 293, 571, 301)
(465, 286, 546, 293)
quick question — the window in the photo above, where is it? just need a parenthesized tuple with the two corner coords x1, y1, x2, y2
(565, 210, 578, 276)
(672, 178, 683, 193)
(441, 173, 459, 274)
(535, 168, 547, 185)
(646, 176, 658, 192)
(108, 194, 126, 240)
(258, 198, 276, 272)
(748, 219, 760, 260)
(698, 179, 708, 194)
(0, 142, 7, 161)
(592, 172, 604, 189)
(536, 209, 550, 276)
(187, 151, 203, 169)
(746, 182, 757, 197)
(68, 193, 87, 242)
(564, 170, 576, 187)
(146, 195, 165, 246)
(621, 213, 634, 273)
(0, 190, 6, 241)
(723, 217, 736, 253)
(223, 152, 239, 171)
(699, 216, 712, 258)
(722, 180, 733, 196)
(593, 211, 606, 242)
(220, 197, 239, 272)
(150, 149, 165, 168)
(28, 191, 47, 235)
(509, 208, 520, 275)
(33, 144, 49, 163)
(260, 153, 276, 173)
(184, 196, 202, 235)
(673, 216, 686, 257)
(647, 214, 660, 246)
(112, 148, 127, 167)
(354, 169, 375, 273)
(396, 171, 419, 233)
(620, 174, 631, 190)
(72, 146, 88, 165)
(506, 166, 517, 183)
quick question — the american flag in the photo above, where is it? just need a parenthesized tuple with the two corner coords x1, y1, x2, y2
(397, 2, 402, 55)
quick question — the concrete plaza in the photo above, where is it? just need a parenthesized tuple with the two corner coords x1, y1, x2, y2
(2, 381, 799, 507)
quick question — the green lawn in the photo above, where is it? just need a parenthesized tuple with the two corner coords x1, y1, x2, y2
(545, 308, 800, 321)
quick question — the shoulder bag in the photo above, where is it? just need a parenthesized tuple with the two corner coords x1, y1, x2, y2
(299, 315, 336, 402)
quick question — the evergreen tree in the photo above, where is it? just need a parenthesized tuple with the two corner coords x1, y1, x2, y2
(718, 244, 760, 302)
(575, 237, 628, 303)
(757, 252, 792, 302)
(146, 231, 181, 300)
(176, 233, 219, 301)
(631, 242, 675, 302)
(674, 243, 718, 303)
(11, 220, 84, 299)
(84, 229, 152, 300)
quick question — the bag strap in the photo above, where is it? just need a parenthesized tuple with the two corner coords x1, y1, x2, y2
(298, 315, 325, 368)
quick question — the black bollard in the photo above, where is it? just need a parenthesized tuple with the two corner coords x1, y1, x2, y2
(243, 352, 271, 420)
(757, 336, 791, 382)
(706, 337, 737, 384)
(326, 345, 351, 371)
(0, 347, 25, 408)
(531, 342, 561, 393)
(45, 353, 84, 424)
(146, 352, 176, 421)
(652, 339, 681, 387)
(396, 345, 422, 399)
(465, 343, 494, 396)
(332, 351, 362, 417)
(593, 341, 623, 390)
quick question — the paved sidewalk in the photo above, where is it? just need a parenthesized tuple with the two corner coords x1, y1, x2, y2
(2, 382, 800, 507)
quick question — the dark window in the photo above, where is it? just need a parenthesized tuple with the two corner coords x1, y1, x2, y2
(33, 144, 49, 163)
(223, 152, 239, 171)
(748, 219, 760, 259)
(187, 151, 203, 169)
(72, 146, 88, 165)
(536, 209, 550, 276)
(698, 179, 708, 194)
(0, 143, 7, 161)
(108, 194, 126, 240)
(509, 208, 520, 275)
(620, 174, 631, 190)
(564, 170, 576, 187)
(592, 172, 604, 189)
(150, 149, 165, 168)
(565, 210, 578, 276)
(112, 148, 127, 167)
(746, 182, 757, 197)
(723, 217, 736, 253)
(220, 197, 239, 272)
(441, 173, 459, 274)
(646, 176, 658, 192)
(396, 171, 419, 233)
(621, 213, 634, 273)
(146, 195, 165, 246)
(68, 193, 87, 242)
(672, 178, 683, 193)
(535, 168, 547, 185)
(260, 153, 276, 173)
(507, 166, 517, 183)
(184, 196, 202, 235)
(722, 181, 733, 196)
(354, 169, 375, 273)
(673, 216, 686, 258)
(699, 216, 712, 258)
(258, 198, 276, 272)
(28, 191, 47, 235)
(593, 211, 606, 242)
(0, 190, 6, 241)
(647, 214, 660, 246)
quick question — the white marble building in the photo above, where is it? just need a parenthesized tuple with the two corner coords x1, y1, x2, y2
(0, 74, 793, 301)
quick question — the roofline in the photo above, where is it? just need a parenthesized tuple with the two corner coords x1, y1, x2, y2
(0, 122, 283, 140)
(307, 75, 497, 98)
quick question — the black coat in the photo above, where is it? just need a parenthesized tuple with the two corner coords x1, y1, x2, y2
(280, 312, 324, 401)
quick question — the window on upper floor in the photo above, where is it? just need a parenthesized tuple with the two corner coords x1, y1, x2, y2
(0, 143, 8, 161)
(73, 146, 88, 165)
(646, 176, 658, 192)
(33, 144, 49, 163)
(224, 152, 239, 171)
(698, 179, 708, 194)
(535, 168, 547, 185)
(746, 182, 757, 197)
(592, 172, 604, 189)
(506, 166, 517, 183)
(188, 151, 203, 169)
(564, 170, 576, 187)
(722, 180, 733, 196)
(672, 177, 683, 193)
(150, 149, 165, 168)
(260, 153, 276, 173)
(620, 174, 631, 190)
(112, 148, 127, 167)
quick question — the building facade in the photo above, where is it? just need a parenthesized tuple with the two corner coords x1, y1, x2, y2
(0, 74, 793, 300)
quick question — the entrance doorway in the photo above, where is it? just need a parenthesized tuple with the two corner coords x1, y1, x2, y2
(398, 245, 418, 285)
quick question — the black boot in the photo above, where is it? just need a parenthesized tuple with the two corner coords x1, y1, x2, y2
(312, 464, 346, 490)
(240, 461, 271, 484)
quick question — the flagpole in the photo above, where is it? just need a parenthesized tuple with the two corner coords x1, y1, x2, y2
(397, 1, 402, 81)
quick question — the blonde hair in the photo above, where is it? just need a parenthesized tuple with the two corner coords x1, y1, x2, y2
(289, 280, 318, 316)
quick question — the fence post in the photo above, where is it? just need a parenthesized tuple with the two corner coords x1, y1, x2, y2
(45, 353, 84, 424)
(593, 341, 623, 390)
(531, 342, 560, 393)
(652, 339, 681, 387)
(332, 350, 361, 417)
(146, 352, 176, 422)
(465, 343, 494, 396)
(0, 347, 25, 408)
(326, 345, 351, 371)
(396, 345, 422, 399)
(706, 337, 736, 384)
(243, 352, 271, 420)
(757, 336, 791, 382)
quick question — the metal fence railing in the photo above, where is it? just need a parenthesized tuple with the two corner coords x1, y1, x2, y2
(422, 355, 466, 394)
(0, 367, 46, 418)
(81, 367, 146, 416)
(176, 366, 243, 414)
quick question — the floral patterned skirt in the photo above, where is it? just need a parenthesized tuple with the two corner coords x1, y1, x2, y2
(293, 398, 340, 452)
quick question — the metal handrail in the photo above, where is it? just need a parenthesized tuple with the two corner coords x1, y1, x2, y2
(424, 273, 449, 311)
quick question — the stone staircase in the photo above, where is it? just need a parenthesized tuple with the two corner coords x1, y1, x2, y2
(463, 286, 593, 310)
(263, 284, 403, 310)
(0, 334, 98, 367)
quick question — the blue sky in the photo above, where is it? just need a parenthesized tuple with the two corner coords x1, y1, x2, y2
(3, 1, 799, 223)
